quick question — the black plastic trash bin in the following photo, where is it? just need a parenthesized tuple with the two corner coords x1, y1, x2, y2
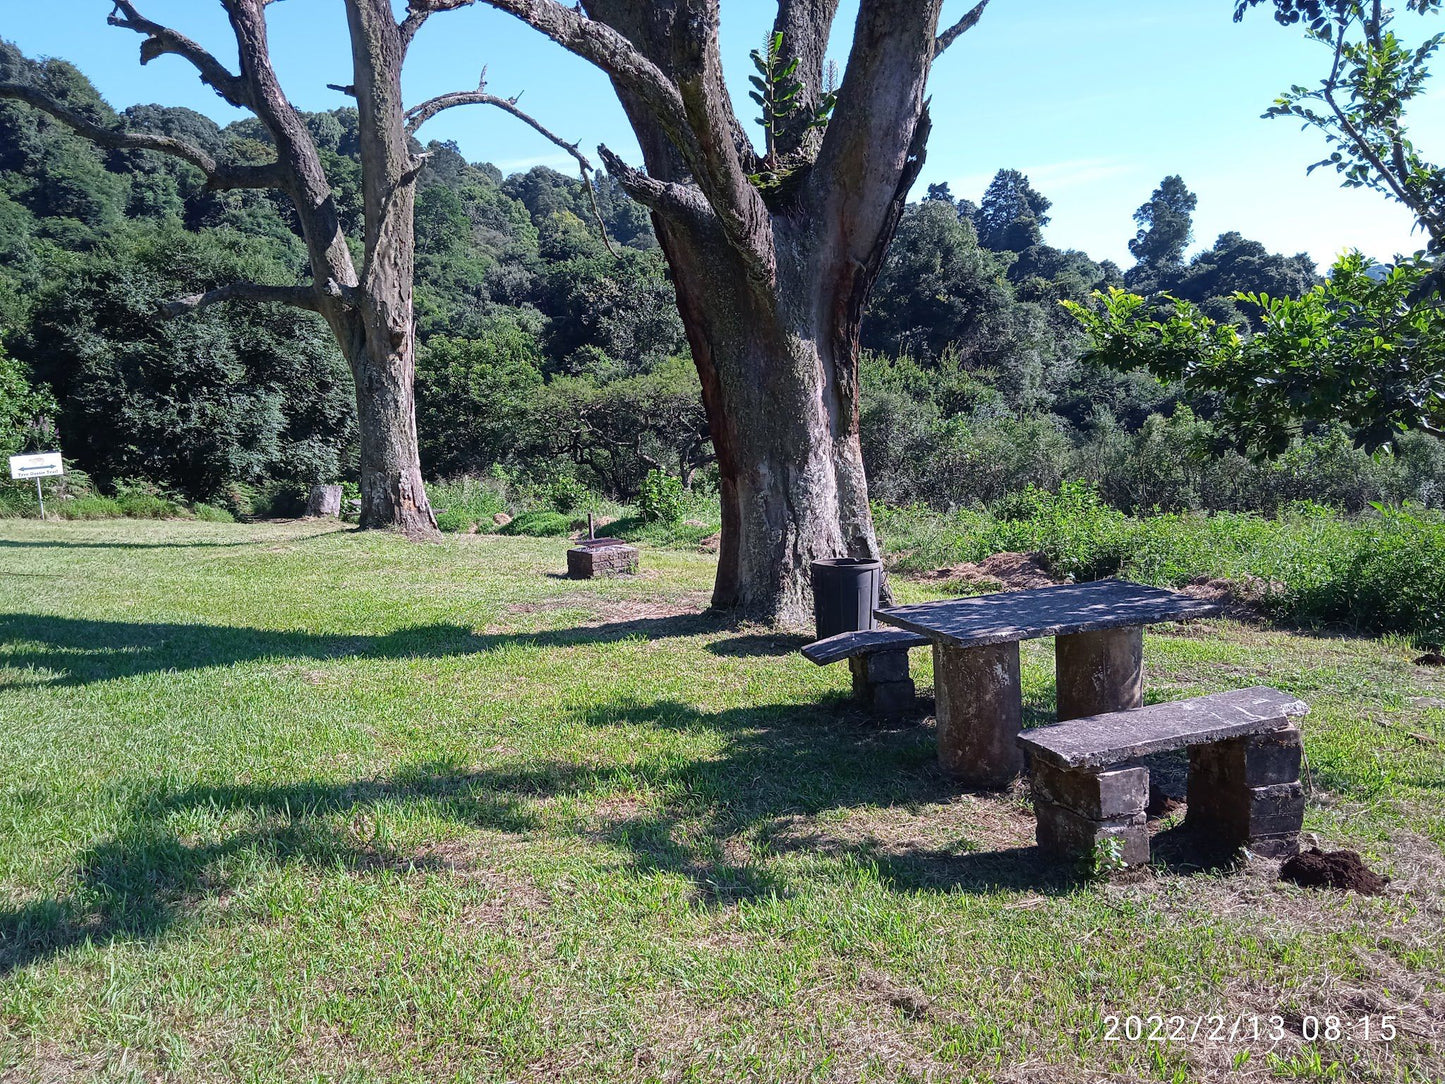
(811, 557, 883, 640)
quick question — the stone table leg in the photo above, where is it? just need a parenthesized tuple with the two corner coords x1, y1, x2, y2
(933, 640, 1023, 787)
(1055, 626, 1143, 721)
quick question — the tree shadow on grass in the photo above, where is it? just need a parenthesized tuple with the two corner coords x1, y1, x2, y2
(0, 691, 1090, 975)
(0, 611, 816, 686)
(0, 528, 343, 551)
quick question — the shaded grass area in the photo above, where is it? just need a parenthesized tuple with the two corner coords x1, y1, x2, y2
(0, 519, 1442, 1082)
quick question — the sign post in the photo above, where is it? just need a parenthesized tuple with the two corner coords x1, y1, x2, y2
(8, 451, 64, 519)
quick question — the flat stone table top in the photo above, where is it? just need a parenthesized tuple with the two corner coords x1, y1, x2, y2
(875, 579, 1221, 650)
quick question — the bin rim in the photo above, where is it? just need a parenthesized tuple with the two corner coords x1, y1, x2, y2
(811, 556, 882, 569)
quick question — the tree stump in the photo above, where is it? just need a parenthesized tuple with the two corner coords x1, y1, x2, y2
(305, 484, 343, 518)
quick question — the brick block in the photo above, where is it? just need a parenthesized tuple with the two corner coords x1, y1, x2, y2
(862, 678, 916, 714)
(849, 648, 910, 684)
(1187, 776, 1304, 844)
(1032, 760, 1148, 821)
(1036, 800, 1150, 866)
(566, 544, 639, 579)
(1189, 727, 1302, 789)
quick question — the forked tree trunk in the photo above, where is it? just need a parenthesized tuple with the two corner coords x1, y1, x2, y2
(480, 0, 967, 625)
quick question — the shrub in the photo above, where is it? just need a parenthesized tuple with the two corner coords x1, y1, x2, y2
(499, 509, 573, 537)
(428, 476, 508, 531)
(217, 481, 258, 520)
(545, 476, 589, 513)
(56, 496, 124, 519)
(110, 479, 183, 519)
(192, 502, 235, 523)
(435, 507, 475, 533)
(250, 480, 308, 518)
(637, 469, 684, 524)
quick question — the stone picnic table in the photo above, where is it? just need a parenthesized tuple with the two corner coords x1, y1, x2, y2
(875, 580, 1222, 788)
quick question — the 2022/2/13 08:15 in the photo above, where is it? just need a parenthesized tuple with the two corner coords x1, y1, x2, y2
(1101, 1013, 1397, 1044)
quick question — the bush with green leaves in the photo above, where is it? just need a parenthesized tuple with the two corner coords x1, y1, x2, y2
(1065, 255, 1445, 455)
(637, 470, 685, 524)
(427, 476, 509, 533)
(21, 222, 356, 502)
(499, 510, 573, 538)
(0, 339, 55, 457)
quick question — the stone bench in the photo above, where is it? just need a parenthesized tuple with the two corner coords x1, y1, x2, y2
(1018, 686, 1309, 866)
(801, 628, 930, 713)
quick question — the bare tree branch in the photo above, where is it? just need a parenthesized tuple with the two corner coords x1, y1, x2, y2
(935, 0, 990, 56)
(0, 82, 284, 191)
(478, 0, 691, 142)
(160, 282, 322, 317)
(407, 69, 619, 254)
(398, 0, 476, 51)
(597, 145, 715, 227)
(107, 1, 251, 108)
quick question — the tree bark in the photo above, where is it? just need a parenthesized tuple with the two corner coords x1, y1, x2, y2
(342, 0, 439, 536)
(658, 213, 886, 624)
(487, 0, 964, 625)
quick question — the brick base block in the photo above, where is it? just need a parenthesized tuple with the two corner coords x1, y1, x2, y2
(566, 544, 639, 579)
(1187, 727, 1305, 854)
(1030, 761, 1151, 867)
(848, 650, 916, 714)
(1036, 801, 1150, 866)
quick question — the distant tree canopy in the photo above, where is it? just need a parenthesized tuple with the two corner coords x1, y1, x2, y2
(2, 32, 1429, 524)
(975, 169, 1053, 253)
(1128, 175, 1197, 277)
(1070, 0, 1445, 459)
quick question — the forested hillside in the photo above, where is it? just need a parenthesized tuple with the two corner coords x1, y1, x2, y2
(3, 40, 1442, 518)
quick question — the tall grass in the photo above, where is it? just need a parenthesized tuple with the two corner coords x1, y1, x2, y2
(876, 483, 1445, 645)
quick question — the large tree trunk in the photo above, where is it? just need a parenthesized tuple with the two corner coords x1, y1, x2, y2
(660, 217, 885, 626)
(472, 0, 973, 619)
(345, 0, 439, 538)
(351, 321, 436, 536)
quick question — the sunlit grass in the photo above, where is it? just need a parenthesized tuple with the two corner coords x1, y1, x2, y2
(0, 518, 1441, 1082)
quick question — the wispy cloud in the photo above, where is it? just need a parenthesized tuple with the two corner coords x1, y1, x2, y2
(948, 157, 1135, 199)
(494, 152, 577, 173)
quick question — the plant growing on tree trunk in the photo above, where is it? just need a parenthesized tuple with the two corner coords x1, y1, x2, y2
(472, 0, 990, 625)
(0, 0, 603, 538)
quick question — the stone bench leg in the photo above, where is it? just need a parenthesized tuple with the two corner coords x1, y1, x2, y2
(1186, 726, 1304, 858)
(848, 650, 916, 714)
(1056, 626, 1143, 721)
(1031, 759, 1150, 866)
(933, 641, 1024, 787)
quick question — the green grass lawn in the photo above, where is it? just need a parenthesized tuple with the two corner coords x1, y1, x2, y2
(0, 519, 1442, 1083)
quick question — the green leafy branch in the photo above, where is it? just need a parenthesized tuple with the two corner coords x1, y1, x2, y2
(1062, 254, 1445, 456)
(747, 32, 837, 181)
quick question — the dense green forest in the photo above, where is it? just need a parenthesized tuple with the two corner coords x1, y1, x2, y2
(2, 40, 1442, 520)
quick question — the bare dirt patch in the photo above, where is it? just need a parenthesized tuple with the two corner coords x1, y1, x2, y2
(1179, 574, 1278, 622)
(910, 551, 1059, 593)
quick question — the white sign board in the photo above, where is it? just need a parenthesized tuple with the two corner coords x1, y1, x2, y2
(9, 452, 64, 480)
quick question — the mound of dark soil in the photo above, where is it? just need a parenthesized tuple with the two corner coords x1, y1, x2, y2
(916, 552, 1059, 592)
(1280, 847, 1389, 895)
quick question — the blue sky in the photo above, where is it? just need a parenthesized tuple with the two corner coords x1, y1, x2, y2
(4, 0, 1441, 268)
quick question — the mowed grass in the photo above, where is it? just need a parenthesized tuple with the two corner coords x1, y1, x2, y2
(0, 519, 1442, 1083)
